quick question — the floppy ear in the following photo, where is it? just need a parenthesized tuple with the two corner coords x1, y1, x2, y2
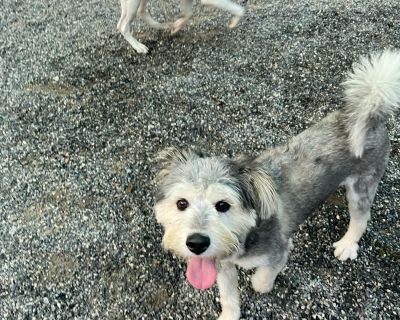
(155, 147, 187, 183)
(235, 158, 278, 220)
(155, 147, 207, 183)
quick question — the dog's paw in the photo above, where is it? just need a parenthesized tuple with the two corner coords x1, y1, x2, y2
(138, 13, 169, 30)
(228, 15, 242, 29)
(251, 270, 274, 294)
(145, 20, 169, 30)
(333, 238, 359, 261)
(132, 42, 149, 54)
(228, 7, 244, 29)
(154, 23, 170, 30)
(171, 18, 188, 34)
(218, 309, 240, 320)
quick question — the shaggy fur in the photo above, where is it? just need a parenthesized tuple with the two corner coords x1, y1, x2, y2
(154, 50, 400, 319)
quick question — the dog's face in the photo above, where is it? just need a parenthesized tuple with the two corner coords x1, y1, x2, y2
(154, 149, 258, 261)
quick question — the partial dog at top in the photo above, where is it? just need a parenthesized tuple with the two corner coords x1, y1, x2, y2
(154, 50, 400, 319)
(117, 0, 245, 53)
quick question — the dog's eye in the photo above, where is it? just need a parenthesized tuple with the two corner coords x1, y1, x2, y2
(215, 201, 230, 213)
(176, 199, 189, 211)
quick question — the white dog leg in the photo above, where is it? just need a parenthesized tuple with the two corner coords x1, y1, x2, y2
(117, 0, 127, 30)
(200, 0, 244, 28)
(251, 252, 287, 293)
(137, 0, 168, 30)
(251, 266, 280, 293)
(171, 0, 193, 34)
(333, 176, 378, 261)
(217, 262, 240, 320)
(118, 0, 149, 53)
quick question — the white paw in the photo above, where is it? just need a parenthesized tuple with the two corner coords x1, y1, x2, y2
(228, 15, 242, 29)
(251, 271, 274, 293)
(171, 18, 188, 34)
(218, 309, 240, 320)
(139, 14, 169, 30)
(153, 22, 169, 30)
(132, 42, 149, 54)
(333, 238, 359, 261)
(122, 31, 149, 54)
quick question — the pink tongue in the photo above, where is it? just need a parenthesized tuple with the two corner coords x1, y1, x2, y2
(186, 257, 217, 290)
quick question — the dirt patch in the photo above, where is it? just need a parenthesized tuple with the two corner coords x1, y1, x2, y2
(26, 82, 80, 97)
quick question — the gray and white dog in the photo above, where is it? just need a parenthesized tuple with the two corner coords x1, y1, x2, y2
(154, 50, 400, 319)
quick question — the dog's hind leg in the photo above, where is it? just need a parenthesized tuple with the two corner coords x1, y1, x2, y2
(333, 174, 382, 261)
(171, 0, 193, 34)
(118, 0, 149, 53)
(137, 0, 168, 30)
(200, 0, 244, 28)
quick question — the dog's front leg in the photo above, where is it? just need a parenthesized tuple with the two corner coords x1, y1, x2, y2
(171, 0, 193, 34)
(118, 0, 150, 53)
(137, 0, 168, 30)
(251, 249, 289, 294)
(217, 262, 240, 320)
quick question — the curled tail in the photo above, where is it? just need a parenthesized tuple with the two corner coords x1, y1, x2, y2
(343, 50, 400, 157)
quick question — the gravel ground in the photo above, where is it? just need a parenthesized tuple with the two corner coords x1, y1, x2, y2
(1, 0, 399, 319)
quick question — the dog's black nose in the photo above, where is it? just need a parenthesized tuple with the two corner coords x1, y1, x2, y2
(186, 233, 210, 255)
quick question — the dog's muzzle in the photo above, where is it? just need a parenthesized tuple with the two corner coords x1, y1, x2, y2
(186, 233, 210, 255)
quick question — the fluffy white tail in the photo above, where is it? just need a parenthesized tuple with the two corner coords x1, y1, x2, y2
(343, 50, 400, 157)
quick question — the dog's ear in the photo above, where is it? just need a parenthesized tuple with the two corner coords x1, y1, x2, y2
(157, 147, 191, 164)
(235, 158, 278, 220)
(155, 147, 207, 183)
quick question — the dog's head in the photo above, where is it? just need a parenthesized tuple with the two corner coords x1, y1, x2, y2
(154, 148, 278, 289)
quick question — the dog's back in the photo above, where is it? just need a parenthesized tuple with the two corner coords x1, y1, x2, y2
(259, 51, 400, 235)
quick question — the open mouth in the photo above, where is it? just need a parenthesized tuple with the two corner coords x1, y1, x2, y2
(186, 256, 217, 290)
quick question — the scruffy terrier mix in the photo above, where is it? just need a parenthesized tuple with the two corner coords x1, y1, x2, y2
(117, 0, 244, 53)
(154, 51, 400, 319)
